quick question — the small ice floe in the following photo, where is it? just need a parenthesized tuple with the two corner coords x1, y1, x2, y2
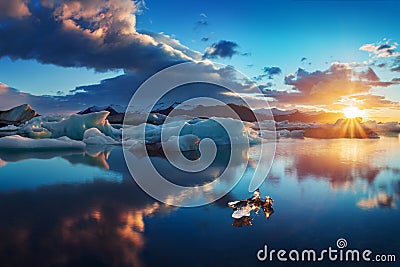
(0, 135, 85, 150)
(0, 125, 19, 132)
(228, 189, 275, 227)
(231, 203, 252, 219)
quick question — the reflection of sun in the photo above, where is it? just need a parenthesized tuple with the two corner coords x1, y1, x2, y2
(343, 106, 365, 119)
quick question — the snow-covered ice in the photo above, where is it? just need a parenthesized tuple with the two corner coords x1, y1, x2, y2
(0, 125, 19, 131)
(123, 117, 262, 147)
(363, 120, 400, 132)
(18, 111, 121, 141)
(83, 128, 119, 145)
(0, 135, 85, 150)
(42, 111, 121, 140)
(162, 134, 200, 151)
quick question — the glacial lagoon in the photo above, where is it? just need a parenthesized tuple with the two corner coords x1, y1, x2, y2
(0, 136, 399, 266)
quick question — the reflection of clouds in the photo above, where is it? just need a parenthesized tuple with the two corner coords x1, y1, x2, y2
(357, 193, 396, 209)
(269, 138, 400, 210)
(273, 139, 399, 191)
(0, 158, 6, 167)
(0, 180, 171, 267)
(61, 203, 162, 267)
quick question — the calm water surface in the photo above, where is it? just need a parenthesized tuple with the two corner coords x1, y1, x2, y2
(0, 136, 399, 267)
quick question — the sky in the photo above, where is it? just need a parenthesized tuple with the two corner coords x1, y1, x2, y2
(0, 0, 399, 121)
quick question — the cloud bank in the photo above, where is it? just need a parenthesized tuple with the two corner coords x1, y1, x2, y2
(263, 63, 399, 110)
(0, 0, 200, 72)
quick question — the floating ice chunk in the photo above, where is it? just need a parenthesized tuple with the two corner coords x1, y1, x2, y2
(290, 130, 305, 139)
(123, 117, 263, 147)
(363, 120, 400, 132)
(83, 128, 119, 145)
(162, 134, 200, 151)
(279, 129, 290, 138)
(0, 125, 19, 131)
(41, 111, 121, 140)
(232, 204, 252, 219)
(259, 130, 278, 139)
(180, 117, 260, 145)
(123, 123, 162, 143)
(255, 120, 275, 131)
(0, 135, 85, 150)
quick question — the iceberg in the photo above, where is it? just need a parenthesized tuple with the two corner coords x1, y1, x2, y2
(83, 128, 119, 145)
(180, 117, 260, 145)
(78, 104, 126, 124)
(42, 111, 120, 140)
(123, 117, 262, 148)
(259, 130, 278, 139)
(0, 135, 85, 150)
(279, 129, 305, 139)
(162, 134, 200, 151)
(18, 111, 121, 141)
(290, 130, 305, 139)
(17, 115, 58, 138)
(0, 125, 19, 131)
(363, 120, 400, 133)
(232, 205, 252, 219)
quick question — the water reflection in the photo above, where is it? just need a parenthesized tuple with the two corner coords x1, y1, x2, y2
(0, 145, 114, 170)
(262, 137, 400, 215)
(0, 179, 170, 267)
(357, 193, 396, 209)
(0, 137, 399, 266)
(125, 144, 260, 206)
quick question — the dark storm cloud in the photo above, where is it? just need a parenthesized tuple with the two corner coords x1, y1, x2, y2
(203, 40, 239, 59)
(0, 0, 199, 73)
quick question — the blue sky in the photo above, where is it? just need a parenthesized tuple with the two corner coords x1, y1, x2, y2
(0, 0, 399, 119)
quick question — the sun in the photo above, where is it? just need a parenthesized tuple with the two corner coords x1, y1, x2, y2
(342, 106, 365, 119)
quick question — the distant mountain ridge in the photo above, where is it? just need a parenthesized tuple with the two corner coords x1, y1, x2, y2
(78, 103, 344, 124)
(78, 104, 126, 116)
(78, 105, 126, 124)
(269, 109, 343, 123)
(152, 103, 342, 123)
